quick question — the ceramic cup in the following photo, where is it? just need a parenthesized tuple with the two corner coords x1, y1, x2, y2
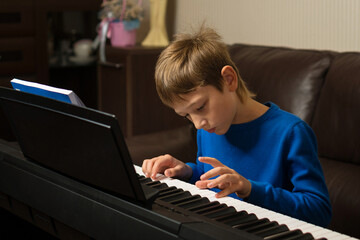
(73, 39, 93, 58)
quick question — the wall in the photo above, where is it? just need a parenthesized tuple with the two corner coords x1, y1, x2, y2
(171, 0, 360, 52)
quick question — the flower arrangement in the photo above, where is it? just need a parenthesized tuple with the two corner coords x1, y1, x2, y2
(97, 0, 143, 47)
(99, 0, 143, 23)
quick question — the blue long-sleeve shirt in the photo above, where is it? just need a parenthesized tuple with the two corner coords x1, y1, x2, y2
(187, 102, 332, 227)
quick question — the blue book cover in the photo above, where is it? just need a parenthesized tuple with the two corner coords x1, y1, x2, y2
(11, 78, 85, 107)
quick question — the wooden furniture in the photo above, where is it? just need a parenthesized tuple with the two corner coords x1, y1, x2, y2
(98, 46, 187, 137)
(0, 0, 101, 140)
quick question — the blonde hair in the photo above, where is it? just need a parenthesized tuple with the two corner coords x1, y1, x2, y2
(155, 26, 253, 106)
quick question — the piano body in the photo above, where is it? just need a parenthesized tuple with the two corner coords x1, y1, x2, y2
(0, 87, 356, 240)
(0, 142, 356, 240)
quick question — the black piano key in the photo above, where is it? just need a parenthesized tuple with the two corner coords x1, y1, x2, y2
(253, 223, 288, 237)
(224, 213, 258, 227)
(245, 221, 277, 233)
(169, 194, 201, 205)
(194, 203, 227, 215)
(176, 197, 210, 209)
(213, 210, 247, 222)
(159, 190, 192, 202)
(289, 233, 316, 240)
(139, 177, 152, 184)
(187, 201, 220, 212)
(264, 229, 304, 240)
(157, 187, 181, 197)
(286, 232, 315, 240)
(203, 206, 237, 219)
(233, 218, 269, 230)
(145, 180, 161, 186)
(152, 183, 169, 190)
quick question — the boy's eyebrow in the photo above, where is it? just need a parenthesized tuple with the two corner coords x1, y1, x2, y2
(174, 98, 203, 116)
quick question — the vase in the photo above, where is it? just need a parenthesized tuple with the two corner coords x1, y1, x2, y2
(109, 21, 137, 47)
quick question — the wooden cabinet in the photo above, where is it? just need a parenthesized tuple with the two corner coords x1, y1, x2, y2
(0, 0, 101, 140)
(0, 0, 38, 140)
(98, 46, 188, 137)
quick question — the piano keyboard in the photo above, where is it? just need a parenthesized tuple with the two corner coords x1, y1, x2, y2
(134, 165, 356, 240)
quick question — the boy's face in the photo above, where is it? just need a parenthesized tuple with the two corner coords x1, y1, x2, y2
(172, 84, 240, 135)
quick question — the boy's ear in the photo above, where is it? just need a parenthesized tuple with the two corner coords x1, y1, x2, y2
(221, 65, 238, 92)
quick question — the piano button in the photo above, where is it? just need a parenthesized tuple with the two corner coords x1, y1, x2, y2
(254, 224, 288, 238)
(177, 197, 210, 209)
(187, 201, 220, 212)
(194, 203, 227, 215)
(203, 206, 237, 219)
(159, 190, 191, 202)
(169, 194, 201, 205)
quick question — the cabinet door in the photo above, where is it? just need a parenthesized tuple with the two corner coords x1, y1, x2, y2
(0, 0, 35, 37)
(0, 37, 36, 75)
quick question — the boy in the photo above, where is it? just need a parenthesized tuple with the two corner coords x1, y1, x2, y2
(142, 27, 332, 227)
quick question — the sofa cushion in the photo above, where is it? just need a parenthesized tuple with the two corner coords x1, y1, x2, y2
(229, 44, 331, 124)
(312, 53, 360, 165)
(320, 157, 360, 238)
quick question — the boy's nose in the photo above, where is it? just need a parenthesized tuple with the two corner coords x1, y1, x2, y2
(194, 118, 207, 130)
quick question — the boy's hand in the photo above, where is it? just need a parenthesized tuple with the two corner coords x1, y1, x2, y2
(196, 157, 251, 199)
(142, 154, 192, 181)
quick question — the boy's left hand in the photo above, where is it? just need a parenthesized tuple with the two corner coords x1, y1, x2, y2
(196, 157, 252, 199)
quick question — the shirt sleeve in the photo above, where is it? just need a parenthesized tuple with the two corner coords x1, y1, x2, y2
(247, 122, 332, 227)
(186, 129, 205, 184)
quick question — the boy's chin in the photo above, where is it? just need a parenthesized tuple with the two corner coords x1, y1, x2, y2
(214, 127, 229, 135)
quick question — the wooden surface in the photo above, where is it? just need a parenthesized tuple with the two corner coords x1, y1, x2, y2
(98, 46, 188, 137)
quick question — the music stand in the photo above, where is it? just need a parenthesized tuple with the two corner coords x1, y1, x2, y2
(0, 87, 158, 207)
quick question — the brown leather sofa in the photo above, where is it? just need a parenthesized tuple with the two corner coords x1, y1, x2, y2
(126, 43, 360, 238)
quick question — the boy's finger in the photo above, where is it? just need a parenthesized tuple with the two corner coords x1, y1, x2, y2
(198, 156, 223, 167)
(164, 164, 182, 178)
(151, 159, 166, 179)
(200, 167, 230, 180)
(142, 159, 154, 177)
(195, 180, 212, 189)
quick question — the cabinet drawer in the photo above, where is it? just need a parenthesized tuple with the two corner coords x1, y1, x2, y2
(0, 0, 35, 37)
(0, 37, 35, 74)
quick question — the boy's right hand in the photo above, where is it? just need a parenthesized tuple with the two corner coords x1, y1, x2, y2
(142, 154, 193, 181)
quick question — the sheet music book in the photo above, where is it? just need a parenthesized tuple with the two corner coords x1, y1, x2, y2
(10, 78, 85, 107)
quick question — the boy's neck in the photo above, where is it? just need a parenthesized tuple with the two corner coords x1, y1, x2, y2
(234, 98, 269, 124)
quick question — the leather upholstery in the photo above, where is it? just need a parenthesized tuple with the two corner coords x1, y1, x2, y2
(312, 53, 360, 164)
(229, 44, 331, 124)
(126, 44, 360, 238)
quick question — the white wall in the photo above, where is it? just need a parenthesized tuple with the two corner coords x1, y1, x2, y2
(171, 0, 360, 52)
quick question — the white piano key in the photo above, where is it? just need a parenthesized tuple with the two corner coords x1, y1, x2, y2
(330, 234, 354, 240)
(134, 165, 353, 240)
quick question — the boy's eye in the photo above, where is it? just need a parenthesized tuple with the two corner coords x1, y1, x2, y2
(184, 114, 192, 121)
(197, 103, 205, 111)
